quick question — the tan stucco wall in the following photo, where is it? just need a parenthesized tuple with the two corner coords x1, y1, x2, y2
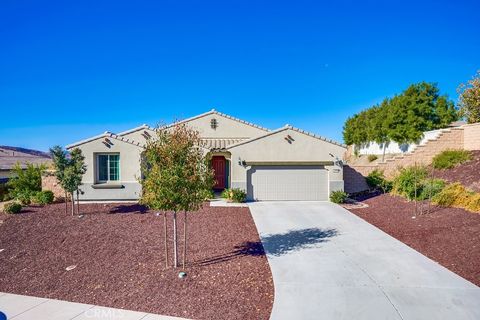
(74, 137, 143, 200)
(180, 114, 267, 138)
(463, 123, 480, 151)
(228, 128, 346, 194)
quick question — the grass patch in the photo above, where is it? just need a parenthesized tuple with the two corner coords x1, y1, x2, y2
(432, 150, 472, 170)
(367, 154, 378, 162)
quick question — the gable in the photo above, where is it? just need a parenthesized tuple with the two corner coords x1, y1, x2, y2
(176, 110, 269, 139)
(118, 125, 156, 144)
(228, 127, 346, 162)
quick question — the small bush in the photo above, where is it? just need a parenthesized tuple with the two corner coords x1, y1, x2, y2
(0, 183, 11, 202)
(16, 191, 32, 205)
(7, 163, 44, 200)
(32, 190, 55, 205)
(367, 154, 378, 162)
(432, 183, 480, 213)
(432, 150, 472, 170)
(418, 179, 445, 200)
(220, 188, 230, 199)
(392, 166, 428, 200)
(366, 170, 392, 193)
(330, 190, 348, 204)
(231, 189, 247, 203)
(3, 202, 22, 214)
(220, 188, 247, 203)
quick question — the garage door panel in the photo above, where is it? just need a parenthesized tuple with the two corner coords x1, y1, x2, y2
(248, 165, 328, 201)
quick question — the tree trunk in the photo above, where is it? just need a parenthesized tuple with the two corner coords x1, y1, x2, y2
(164, 212, 168, 269)
(382, 142, 387, 162)
(173, 211, 178, 268)
(65, 191, 68, 215)
(183, 211, 187, 270)
(71, 192, 75, 216)
(76, 190, 80, 215)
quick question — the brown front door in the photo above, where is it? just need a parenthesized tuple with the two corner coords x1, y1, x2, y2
(211, 156, 226, 190)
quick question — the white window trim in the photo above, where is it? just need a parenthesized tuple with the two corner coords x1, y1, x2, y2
(96, 153, 120, 183)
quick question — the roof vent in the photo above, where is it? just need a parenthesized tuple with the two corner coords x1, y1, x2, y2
(210, 118, 218, 129)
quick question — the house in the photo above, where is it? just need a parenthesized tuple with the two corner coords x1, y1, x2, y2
(66, 110, 346, 201)
(0, 146, 51, 183)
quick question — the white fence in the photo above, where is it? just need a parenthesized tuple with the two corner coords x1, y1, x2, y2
(356, 129, 443, 155)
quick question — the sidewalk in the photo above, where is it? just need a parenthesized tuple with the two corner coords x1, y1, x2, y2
(0, 292, 187, 320)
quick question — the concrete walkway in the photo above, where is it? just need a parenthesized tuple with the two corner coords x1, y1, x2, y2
(0, 292, 187, 320)
(249, 201, 480, 320)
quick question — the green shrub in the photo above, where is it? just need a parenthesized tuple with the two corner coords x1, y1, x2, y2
(432, 183, 480, 212)
(330, 190, 348, 204)
(3, 202, 22, 214)
(221, 188, 247, 203)
(220, 188, 230, 199)
(16, 191, 32, 205)
(7, 163, 45, 203)
(231, 189, 247, 203)
(366, 170, 392, 193)
(392, 166, 428, 200)
(432, 150, 472, 169)
(0, 183, 11, 202)
(418, 179, 445, 200)
(367, 154, 378, 162)
(32, 190, 55, 205)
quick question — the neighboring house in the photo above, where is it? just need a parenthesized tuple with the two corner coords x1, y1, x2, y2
(66, 110, 346, 201)
(0, 146, 51, 183)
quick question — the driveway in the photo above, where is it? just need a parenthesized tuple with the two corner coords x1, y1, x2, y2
(249, 201, 480, 320)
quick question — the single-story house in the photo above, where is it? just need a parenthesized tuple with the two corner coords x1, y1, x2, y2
(66, 110, 346, 201)
(0, 146, 51, 183)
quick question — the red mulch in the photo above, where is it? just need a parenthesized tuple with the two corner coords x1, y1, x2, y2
(0, 203, 274, 320)
(433, 150, 480, 192)
(349, 194, 480, 286)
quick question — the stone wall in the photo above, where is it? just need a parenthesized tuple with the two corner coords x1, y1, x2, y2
(343, 165, 375, 194)
(344, 125, 474, 193)
(463, 123, 480, 151)
(41, 172, 65, 200)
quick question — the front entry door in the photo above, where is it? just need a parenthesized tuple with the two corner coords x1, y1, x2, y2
(212, 156, 226, 190)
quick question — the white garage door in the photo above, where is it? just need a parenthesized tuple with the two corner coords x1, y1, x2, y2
(249, 165, 329, 201)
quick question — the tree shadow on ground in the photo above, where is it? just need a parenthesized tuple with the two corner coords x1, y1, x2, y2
(194, 228, 338, 266)
(108, 204, 148, 214)
(261, 228, 338, 256)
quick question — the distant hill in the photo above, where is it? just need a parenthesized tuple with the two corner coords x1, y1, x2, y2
(0, 146, 50, 158)
(0, 146, 52, 171)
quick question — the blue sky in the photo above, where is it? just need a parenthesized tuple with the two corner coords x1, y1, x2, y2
(1, 0, 479, 151)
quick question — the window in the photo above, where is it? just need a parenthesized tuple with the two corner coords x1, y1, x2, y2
(97, 154, 120, 182)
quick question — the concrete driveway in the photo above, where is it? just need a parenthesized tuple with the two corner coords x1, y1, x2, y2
(249, 201, 480, 320)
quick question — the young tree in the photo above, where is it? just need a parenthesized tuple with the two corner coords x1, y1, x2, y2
(140, 123, 214, 269)
(50, 146, 86, 216)
(50, 146, 69, 214)
(458, 70, 480, 124)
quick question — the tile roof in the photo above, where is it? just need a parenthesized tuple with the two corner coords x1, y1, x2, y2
(0, 147, 51, 170)
(226, 125, 346, 149)
(201, 138, 249, 151)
